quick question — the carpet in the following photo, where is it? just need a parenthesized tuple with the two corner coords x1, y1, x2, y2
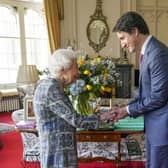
(0, 131, 23, 168)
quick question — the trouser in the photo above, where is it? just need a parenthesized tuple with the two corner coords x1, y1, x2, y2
(146, 138, 168, 168)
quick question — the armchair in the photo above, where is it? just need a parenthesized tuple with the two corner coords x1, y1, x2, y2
(12, 109, 40, 168)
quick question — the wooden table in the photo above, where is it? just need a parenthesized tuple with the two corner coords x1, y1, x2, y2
(77, 116, 144, 163)
(76, 129, 144, 163)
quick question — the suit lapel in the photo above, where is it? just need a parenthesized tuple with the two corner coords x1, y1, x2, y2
(138, 36, 154, 90)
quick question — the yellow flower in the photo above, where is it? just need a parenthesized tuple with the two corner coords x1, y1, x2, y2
(91, 56, 101, 63)
(86, 84, 93, 91)
(101, 86, 105, 91)
(83, 70, 90, 75)
(104, 87, 112, 93)
(96, 56, 101, 62)
(104, 73, 109, 79)
(78, 59, 84, 66)
(101, 86, 112, 93)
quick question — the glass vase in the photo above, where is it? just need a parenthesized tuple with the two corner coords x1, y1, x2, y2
(73, 94, 97, 115)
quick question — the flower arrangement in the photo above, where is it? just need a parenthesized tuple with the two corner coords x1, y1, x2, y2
(67, 55, 121, 115)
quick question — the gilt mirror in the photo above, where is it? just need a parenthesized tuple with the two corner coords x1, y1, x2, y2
(87, 0, 109, 54)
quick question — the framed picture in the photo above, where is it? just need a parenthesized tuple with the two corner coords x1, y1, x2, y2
(99, 98, 131, 108)
(24, 96, 35, 120)
(99, 98, 111, 107)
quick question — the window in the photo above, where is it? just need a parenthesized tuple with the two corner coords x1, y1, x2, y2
(0, 1, 49, 88)
(0, 6, 21, 85)
(25, 9, 49, 70)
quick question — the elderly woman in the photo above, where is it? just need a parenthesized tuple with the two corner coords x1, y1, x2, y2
(33, 48, 101, 168)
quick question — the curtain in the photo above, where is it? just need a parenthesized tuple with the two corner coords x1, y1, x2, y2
(44, 0, 63, 54)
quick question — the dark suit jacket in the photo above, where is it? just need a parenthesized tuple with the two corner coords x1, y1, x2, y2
(129, 36, 168, 145)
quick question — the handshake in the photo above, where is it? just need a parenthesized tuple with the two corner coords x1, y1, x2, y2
(99, 106, 128, 122)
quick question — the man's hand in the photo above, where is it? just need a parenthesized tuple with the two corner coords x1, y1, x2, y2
(111, 106, 128, 122)
(100, 107, 118, 121)
(100, 106, 128, 122)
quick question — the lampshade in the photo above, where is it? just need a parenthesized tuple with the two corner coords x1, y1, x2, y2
(16, 65, 39, 84)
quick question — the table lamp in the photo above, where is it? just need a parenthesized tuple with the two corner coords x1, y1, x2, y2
(16, 65, 39, 96)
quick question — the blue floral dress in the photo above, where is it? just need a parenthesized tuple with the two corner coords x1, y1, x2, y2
(33, 78, 99, 168)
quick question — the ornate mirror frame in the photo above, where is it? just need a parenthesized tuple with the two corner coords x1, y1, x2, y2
(87, 0, 109, 54)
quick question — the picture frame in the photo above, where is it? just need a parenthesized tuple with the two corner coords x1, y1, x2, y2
(24, 96, 35, 120)
(99, 98, 131, 108)
(99, 98, 111, 107)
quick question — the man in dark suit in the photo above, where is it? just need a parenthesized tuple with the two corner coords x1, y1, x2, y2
(101, 11, 168, 168)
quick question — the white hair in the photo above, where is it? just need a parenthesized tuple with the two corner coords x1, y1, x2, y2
(48, 48, 77, 78)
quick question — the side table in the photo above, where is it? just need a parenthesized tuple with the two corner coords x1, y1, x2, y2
(77, 129, 144, 163)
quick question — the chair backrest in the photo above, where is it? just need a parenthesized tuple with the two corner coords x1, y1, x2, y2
(21, 132, 40, 162)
